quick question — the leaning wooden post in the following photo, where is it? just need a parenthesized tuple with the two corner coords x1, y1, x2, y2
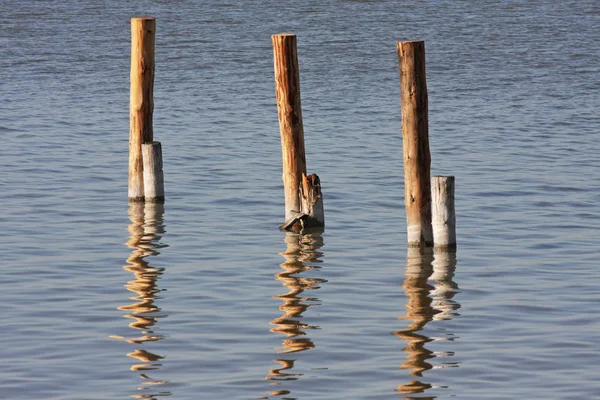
(272, 33, 324, 231)
(431, 176, 456, 251)
(142, 142, 164, 203)
(129, 17, 156, 202)
(397, 40, 432, 248)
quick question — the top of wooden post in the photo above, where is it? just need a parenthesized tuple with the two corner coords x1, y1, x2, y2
(272, 33, 296, 38)
(397, 40, 426, 56)
(131, 17, 155, 22)
(397, 40, 425, 45)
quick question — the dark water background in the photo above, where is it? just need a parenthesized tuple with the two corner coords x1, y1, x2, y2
(1, 0, 599, 399)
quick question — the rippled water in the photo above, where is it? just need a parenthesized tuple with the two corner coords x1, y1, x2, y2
(2, 0, 600, 399)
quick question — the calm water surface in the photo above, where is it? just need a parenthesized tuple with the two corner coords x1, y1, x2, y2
(1, 0, 600, 399)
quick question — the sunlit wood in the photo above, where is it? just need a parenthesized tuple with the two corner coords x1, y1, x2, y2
(272, 34, 325, 231)
(397, 40, 432, 248)
(129, 17, 155, 201)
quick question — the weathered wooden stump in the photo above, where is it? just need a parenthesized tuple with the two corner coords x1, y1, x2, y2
(142, 142, 164, 204)
(431, 176, 456, 251)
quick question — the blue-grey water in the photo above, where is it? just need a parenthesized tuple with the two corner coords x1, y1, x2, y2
(2, 0, 599, 399)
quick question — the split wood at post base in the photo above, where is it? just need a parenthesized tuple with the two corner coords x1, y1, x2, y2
(129, 17, 156, 202)
(297, 172, 324, 229)
(272, 33, 324, 232)
(397, 40, 433, 248)
(431, 176, 456, 251)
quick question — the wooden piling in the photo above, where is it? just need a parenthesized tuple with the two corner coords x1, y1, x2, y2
(397, 40, 432, 248)
(272, 33, 306, 222)
(142, 142, 164, 203)
(129, 17, 156, 202)
(272, 33, 324, 231)
(431, 176, 456, 250)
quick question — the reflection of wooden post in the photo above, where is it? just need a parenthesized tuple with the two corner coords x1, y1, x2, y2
(401, 247, 434, 334)
(270, 232, 325, 352)
(430, 251, 459, 321)
(272, 33, 324, 231)
(395, 247, 435, 394)
(397, 40, 432, 248)
(142, 142, 164, 203)
(129, 17, 156, 202)
(116, 202, 168, 382)
(431, 176, 456, 250)
(266, 232, 325, 382)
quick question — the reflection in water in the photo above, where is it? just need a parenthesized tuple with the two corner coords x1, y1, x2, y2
(111, 203, 170, 399)
(265, 232, 326, 396)
(394, 248, 460, 397)
(430, 252, 460, 322)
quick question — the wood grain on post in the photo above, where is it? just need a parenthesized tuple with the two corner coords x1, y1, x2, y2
(129, 17, 155, 202)
(142, 142, 164, 203)
(272, 33, 307, 223)
(397, 40, 433, 248)
(431, 176, 456, 251)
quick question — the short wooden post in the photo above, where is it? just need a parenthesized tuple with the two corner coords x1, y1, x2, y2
(142, 142, 164, 203)
(397, 40, 432, 248)
(272, 33, 324, 232)
(129, 17, 156, 202)
(431, 176, 456, 250)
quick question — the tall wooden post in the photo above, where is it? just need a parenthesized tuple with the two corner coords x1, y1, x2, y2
(272, 34, 306, 222)
(431, 176, 456, 250)
(397, 40, 432, 248)
(129, 17, 156, 202)
(272, 33, 324, 231)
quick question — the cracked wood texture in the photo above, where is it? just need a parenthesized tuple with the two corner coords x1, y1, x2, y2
(397, 40, 433, 248)
(299, 173, 324, 228)
(142, 142, 164, 203)
(272, 34, 308, 222)
(279, 173, 324, 232)
(431, 176, 456, 251)
(129, 17, 155, 202)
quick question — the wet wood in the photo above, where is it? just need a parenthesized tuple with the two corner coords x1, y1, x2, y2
(129, 17, 155, 202)
(272, 33, 307, 223)
(142, 142, 164, 203)
(272, 33, 325, 231)
(431, 176, 456, 250)
(397, 40, 433, 248)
